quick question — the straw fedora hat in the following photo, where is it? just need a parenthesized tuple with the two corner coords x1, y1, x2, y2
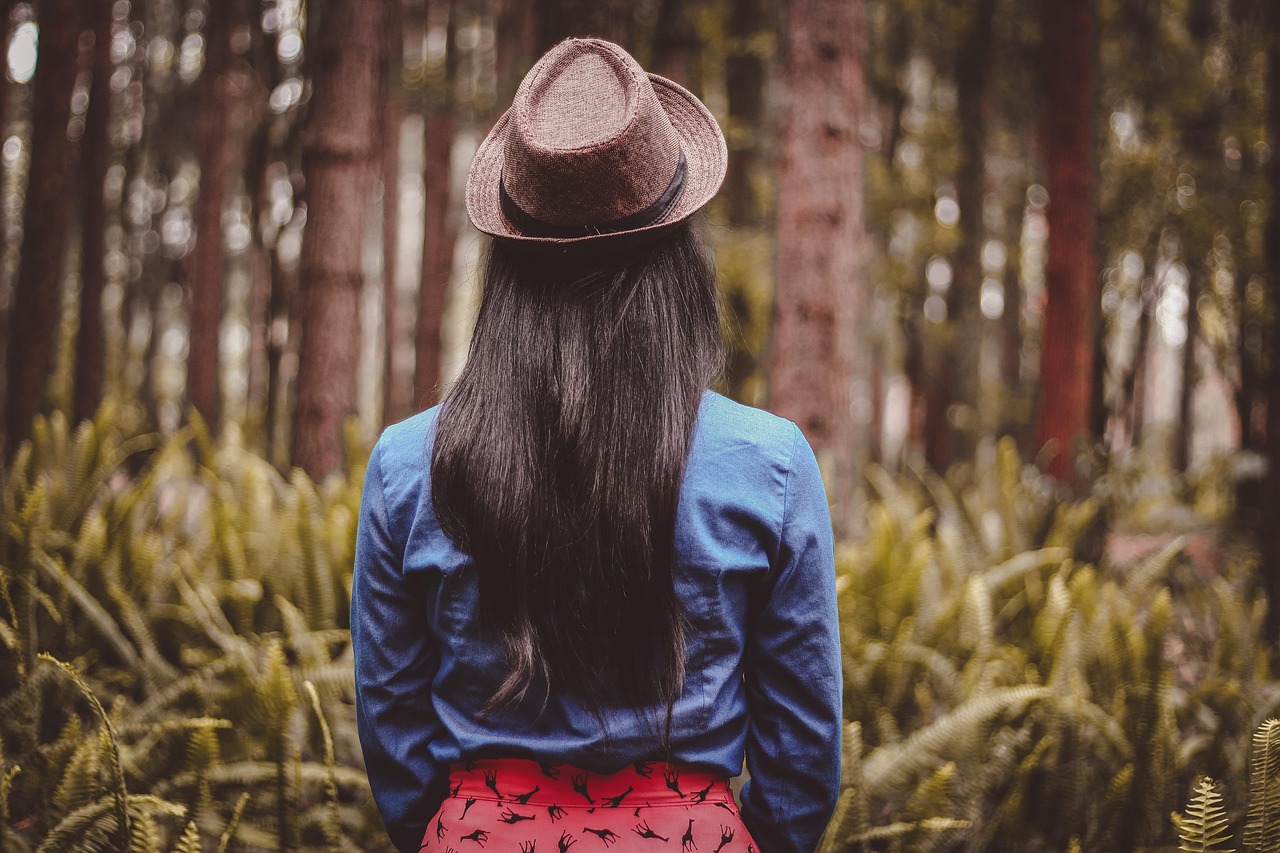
(466, 38, 727, 246)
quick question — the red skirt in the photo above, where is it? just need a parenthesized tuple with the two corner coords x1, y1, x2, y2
(420, 758, 759, 853)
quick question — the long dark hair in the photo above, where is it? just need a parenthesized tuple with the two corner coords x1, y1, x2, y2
(430, 220, 723, 726)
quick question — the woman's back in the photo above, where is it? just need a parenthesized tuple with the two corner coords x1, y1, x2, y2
(354, 389, 840, 852)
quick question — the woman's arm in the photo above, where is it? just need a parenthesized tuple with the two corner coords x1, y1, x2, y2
(739, 423, 843, 853)
(352, 439, 448, 853)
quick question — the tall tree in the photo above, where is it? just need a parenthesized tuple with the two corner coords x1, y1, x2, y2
(769, 0, 866, 534)
(413, 0, 457, 410)
(1262, 0, 1280, 641)
(5, 0, 79, 454)
(531, 0, 634, 54)
(1034, 0, 1097, 483)
(186, 0, 234, 426)
(947, 0, 995, 461)
(292, 0, 387, 477)
(73, 0, 114, 423)
(381, 0, 411, 425)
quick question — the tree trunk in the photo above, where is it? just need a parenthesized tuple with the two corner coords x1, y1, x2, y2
(5, 0, 79, 455)
(185, 0, 234, 427)
(769, 0, 866, 535)
(649, 0, 697, 83)
(382, 0, 412, 426)
(1034, 0, 1097, 484)
(414, 0, 457, 410)
(73, 0, 114, 424)
(533, 0, 634, 54)
(1260, 0, 1280, 641)
(292, 0, 387, 477)
(946, 0, 995, 463)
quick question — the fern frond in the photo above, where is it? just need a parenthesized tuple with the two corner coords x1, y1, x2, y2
(305, 681, 343, 853)
(863, 686, 1048, 799)
(215, 792, 250, 853)
(817, 721, 867, 853)
(1177, 777, 1234, 853)
(1245, 719, 1280, 853)
(39, 654, 130, 849)
(170, 820, 200, 853)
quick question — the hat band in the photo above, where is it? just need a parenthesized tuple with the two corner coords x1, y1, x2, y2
(499, 149, 688, 239)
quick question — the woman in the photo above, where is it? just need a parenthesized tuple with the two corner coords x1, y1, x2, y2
(352, 38, 841, 853)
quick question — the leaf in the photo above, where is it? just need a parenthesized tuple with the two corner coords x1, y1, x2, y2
(1245, 719, 1280, 853)
(1176, 777, 1234, 853)
(862, 686, 1049, 799)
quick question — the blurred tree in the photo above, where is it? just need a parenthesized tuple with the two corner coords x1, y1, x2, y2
(414, 0, 457, 411)
(770, 0, 866, 534)
(381, 0, 409, 424)
(186, 0, 233, 426)
(5, 0, 79, 455)
(1034, 0, 1097, 483)
(532, 0, 634, 54)
(946, 0, 994, 464)
(1264, 0, 1280, 641)
(293, 0, 388, 477)
(73, 0, 114, 424)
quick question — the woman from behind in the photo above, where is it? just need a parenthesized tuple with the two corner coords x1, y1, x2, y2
(352, 37, 841, 853)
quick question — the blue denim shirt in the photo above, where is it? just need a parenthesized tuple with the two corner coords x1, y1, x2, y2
(352, 389, 842, 853)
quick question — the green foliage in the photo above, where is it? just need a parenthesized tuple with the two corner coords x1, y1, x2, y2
(0, 401, 383, 850)
(827, 437, 1275, 852)
(1245, 719, 1280, 852)
(5, 404, 1278, 853)
(1177, 778, 1234, 853)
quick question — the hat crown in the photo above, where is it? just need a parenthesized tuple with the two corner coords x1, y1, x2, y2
(501, 39, 684, 228)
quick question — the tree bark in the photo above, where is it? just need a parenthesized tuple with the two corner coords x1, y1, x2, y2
(532, 0, 634, 54)
(1033, 0, 1097, 484)
(382, 0, 412, 426)
(414, 0, 457, 410)
(1261, 0, 1280, 641)
(945, 0, 995, 464)
(292, 0, 387, 477)
(769, 0, 866, 535)
(184, 0, 234, 427)
(73, 0, 114, 424)
(5, 0, 79, 455)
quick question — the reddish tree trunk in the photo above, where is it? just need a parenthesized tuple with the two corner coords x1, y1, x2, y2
(532, 0, 633, 54)
(73, 0, 114, 424)
(292, 0, 387, 477)
(5, 0, 78, 455)
(1261, 0, 1280, 641)
(382, 0, 412, 426)
(414, 0, 457, 410)
(185, 0, 234, 426)
(1034, 0, 1097, 484)
(769, 0, 865, 534)
(493, 0, 534, 110)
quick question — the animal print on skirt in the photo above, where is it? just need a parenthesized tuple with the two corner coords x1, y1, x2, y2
(419, 758, 759, 853)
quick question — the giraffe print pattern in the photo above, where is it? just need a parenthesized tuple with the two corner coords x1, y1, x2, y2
(419, 759, 757, 853)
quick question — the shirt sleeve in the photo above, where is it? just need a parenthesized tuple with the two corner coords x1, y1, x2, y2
(352, 439, 448, 853)
(739, 423, 843, 853)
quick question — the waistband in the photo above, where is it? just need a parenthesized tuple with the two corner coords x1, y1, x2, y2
(446, 758, 734, 808)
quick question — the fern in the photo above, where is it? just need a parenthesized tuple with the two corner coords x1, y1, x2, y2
(1177, 777, 1234, 853)
(304, 681, 343, 852)
(1245, 719, 1280, 853)
(170, 820, 200, 853)
(39, 654, 130, 850)
(862, 686, 1048, 798)
(215, 792, 250, 853)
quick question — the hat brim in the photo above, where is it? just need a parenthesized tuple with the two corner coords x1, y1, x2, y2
(465, 73, 728, 245)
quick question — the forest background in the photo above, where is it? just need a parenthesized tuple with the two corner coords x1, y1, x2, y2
(4, 0, 1280, 851)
